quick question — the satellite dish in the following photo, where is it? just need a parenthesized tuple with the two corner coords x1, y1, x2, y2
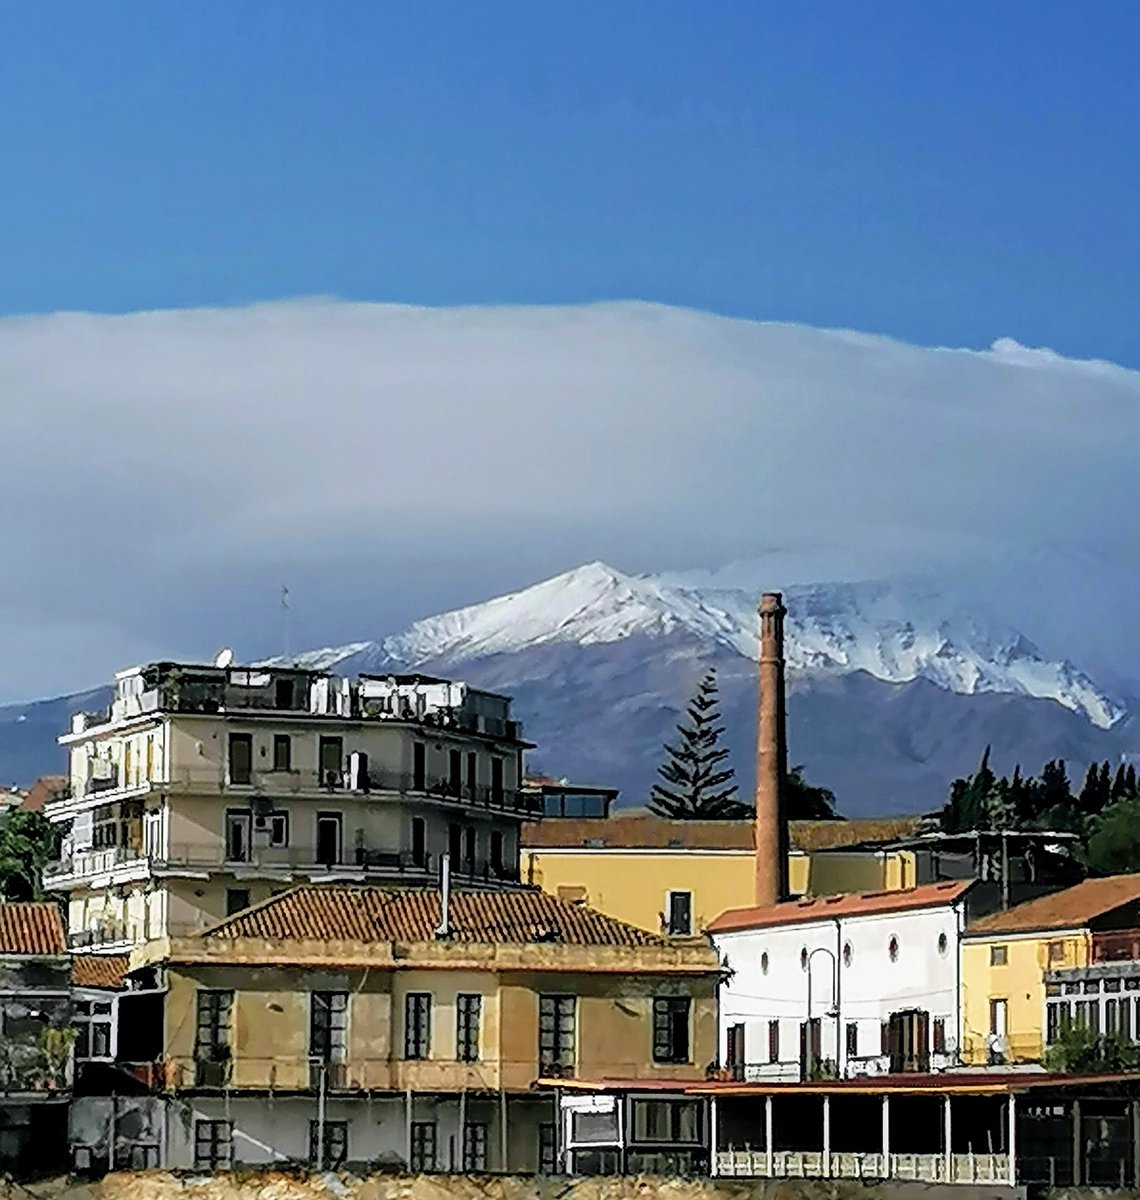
(213, 647, 235, 669)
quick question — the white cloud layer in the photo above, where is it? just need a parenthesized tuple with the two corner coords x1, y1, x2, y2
(1, 299, 1137, 701)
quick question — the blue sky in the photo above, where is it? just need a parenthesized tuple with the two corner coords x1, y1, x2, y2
(2, 2, 1138, 365)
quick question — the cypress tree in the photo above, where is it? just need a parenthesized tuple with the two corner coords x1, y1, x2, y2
(649, 669, 742, 820)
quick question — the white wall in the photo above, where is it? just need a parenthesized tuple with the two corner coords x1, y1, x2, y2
(714, 901, 964, 1080)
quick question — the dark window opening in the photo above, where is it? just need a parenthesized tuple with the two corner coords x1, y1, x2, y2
(653, 997, 691, 1064)
(463, 825, 476, 874)
(194, 1120, 232, 1170)
(539, 995, 576, 1073)
(462, 1122, 487, 1172)
(448, 823, 462, 865)
(310, 992, 348, 1065)
(274, 678, 295, 709)
(667, 892, 693, 936)
(405, 992, 431, 1059)
(538, 1124, 557, 1175)
(225, 888, 250, 917)
(631, 1099, 702, 1144)
(457, 993, 481, 1062)
(490, 831, 504, 875)
(194, 991, 233, 1085)
(411, 817, 427, 868)
(315, 812, 342, 866)
(845, 1022, 858, 1059)
(768, 1020, 779, 1063)
(466, 752, 477, 797)
(309, 1120, 347, 1169)
(491, 757, 504, 804)
(413, 743, 426, 791)
(228, 733, 253, 785)
(225, 810, 250, 862)
(273, 734, 292, 772)
(449, 750, 461, 794)
(410, 1122, 437, 1172)
(319, 736, 343, 786)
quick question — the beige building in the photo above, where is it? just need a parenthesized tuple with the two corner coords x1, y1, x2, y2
(521, 814, 922, 937)
(45, 662, 536, 953)
(126, 884, 720, 1172)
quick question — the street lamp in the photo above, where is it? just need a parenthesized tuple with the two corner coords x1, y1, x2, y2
(804, 946, 840, 1080)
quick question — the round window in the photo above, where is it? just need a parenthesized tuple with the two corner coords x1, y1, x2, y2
(888, 935, 900, 963)
(761, 951, 769, 975)
(842, 941, 853, 967)
(800, 946, 809, 971)
(938, 932, 949, 956)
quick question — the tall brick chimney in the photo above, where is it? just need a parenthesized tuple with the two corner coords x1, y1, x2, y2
(755, 592, 789, 906)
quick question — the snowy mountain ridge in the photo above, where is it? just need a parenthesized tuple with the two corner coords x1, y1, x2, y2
(272, 561, 1125, 731)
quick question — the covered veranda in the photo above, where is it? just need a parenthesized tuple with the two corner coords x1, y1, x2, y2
(693, 1071, 1140, 1188)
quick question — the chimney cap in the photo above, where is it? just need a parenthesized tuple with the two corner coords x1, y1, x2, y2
(759, 592, 785, 614)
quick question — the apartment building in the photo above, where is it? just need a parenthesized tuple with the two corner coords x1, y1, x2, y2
(94, 884, 721, 1172)
(44, 662, 538, 952)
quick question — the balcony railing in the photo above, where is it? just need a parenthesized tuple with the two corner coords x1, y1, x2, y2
(67, 923, 134, 949)
(1092, 930, 1140, 963)
(45, 844, 147, 882)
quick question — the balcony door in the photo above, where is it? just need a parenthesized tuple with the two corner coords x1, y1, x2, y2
(225, 811, 251, 863)
(316, 812, 343, 867)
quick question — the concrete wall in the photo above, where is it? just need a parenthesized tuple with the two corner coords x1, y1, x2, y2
(960, 930, 1088, 1065)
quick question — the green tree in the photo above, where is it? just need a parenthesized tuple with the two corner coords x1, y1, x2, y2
(1044, 1022, 1138, 1074)
(1083, 796, 1140, 877)
(785, 765, 840, 820)
(0, 810, 60, 901)
(649, 670, 741, 819)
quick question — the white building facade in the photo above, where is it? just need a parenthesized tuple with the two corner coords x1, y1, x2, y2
(710, 881, 972, 1080)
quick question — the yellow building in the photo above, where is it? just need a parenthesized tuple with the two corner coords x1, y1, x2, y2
(961, 874, 1140, 1066)
(133, 883, 720, 1172)
(520, 814, 921, 937)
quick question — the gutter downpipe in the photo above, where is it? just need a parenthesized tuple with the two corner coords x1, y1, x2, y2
(834, 917, 843, 1078)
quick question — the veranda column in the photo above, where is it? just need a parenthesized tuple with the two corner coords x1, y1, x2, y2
(943, 1095, 953, 1182)
(882, 1095, 891, 1178)
(1007, 1093, 1017, 1187)
(766, 1095, 774, 1176)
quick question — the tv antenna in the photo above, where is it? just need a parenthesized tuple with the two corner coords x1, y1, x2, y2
(281, 585, 291, 662)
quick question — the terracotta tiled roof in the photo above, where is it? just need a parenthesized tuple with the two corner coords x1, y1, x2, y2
(0, 903, 66, 955)
(206, 885, 664, 947)
(967, 874, 1140, 936)
(71, 954, 129, 989)
(521, 815, 923, 852)
(21, 776, 68, 813)
(707, 880, 973, 934)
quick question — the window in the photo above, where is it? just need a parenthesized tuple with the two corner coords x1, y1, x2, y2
(449, 750, 462, 794)
(410, 1122, 437, 1173)
(74, 996, 114, 1061)
(411, 817, 427, 868)
(310, 992, 348, 1064)
(933, 1017, 946, 1053)
(1047, 1002, 1070, 1044)
(225, 811, 251, 862)
(274, 678, 295, 710)
(228, 734, 253, 785)
(845, 1022, 858, 1059)
(457, 993, 481, 1062)
(760, 951, 769, 975)
(319, 736, 343, 786)
(315, 812, 342, 866)
(490, 831, 505, 876)
(768, 1019, 779, 1063)
(404, 992, 431, 1059)
(990, 945, 1008, 966)
(273, 735, 292, 773)
(888, 936, 900, 963)
(538, 1124, 557, 1175)
(448, 823, 462, 864)
(989, 998, 1008, 1036)
(413, 743, 426, 791)
(726, 1023, 745, 1073)
(463, 825, 476, 874)
(462, 1122, 488, 1172)
(225, 888, 250, 917)
(268, 811, 289, 847)
(491, 756, 504, 804)
(309, 1119, 347, 1169)
(194, 1120, 232, 1170)
(666, 892, 693, 937)
(466, 752, 477, 797)
(800, 947, 809, 971)
(653, 997, 691, 1064)
(938, 932, 949, 956)
(842, 942, 853, 967)
(631, 1099, 701, 1144)
(194, 991, 232, 1087)
(539, 995, 576, 1072)
(1106, 997, 1122, 1036)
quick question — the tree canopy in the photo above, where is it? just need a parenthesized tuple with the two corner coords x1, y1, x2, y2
(0, 810, 60, 902)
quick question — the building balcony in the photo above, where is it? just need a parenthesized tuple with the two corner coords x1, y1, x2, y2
(66, 922, 137, 953)
(44, 845, 150, 889)
(1092, 930, 1140, 963)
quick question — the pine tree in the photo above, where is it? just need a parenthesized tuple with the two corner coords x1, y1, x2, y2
(1113, 763, 1130, 802)
(649, 669, 741, 819)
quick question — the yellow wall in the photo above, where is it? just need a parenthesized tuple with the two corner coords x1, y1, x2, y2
(960, 930, 1089, 1065)
(521, 848, 912, 935)
(163, 961, 717, 1093)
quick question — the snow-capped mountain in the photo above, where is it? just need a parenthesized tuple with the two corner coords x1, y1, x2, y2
(275, 561, 1124, 731)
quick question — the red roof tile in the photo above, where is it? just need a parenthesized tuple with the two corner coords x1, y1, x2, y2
(967, 874, 1140, 936)
(0, 903, 66, 955)
(21, 776, 68, 813)
(71, 954, 129, 989)
(206, 885, 666, 948)
(707, 880, 973, 934)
